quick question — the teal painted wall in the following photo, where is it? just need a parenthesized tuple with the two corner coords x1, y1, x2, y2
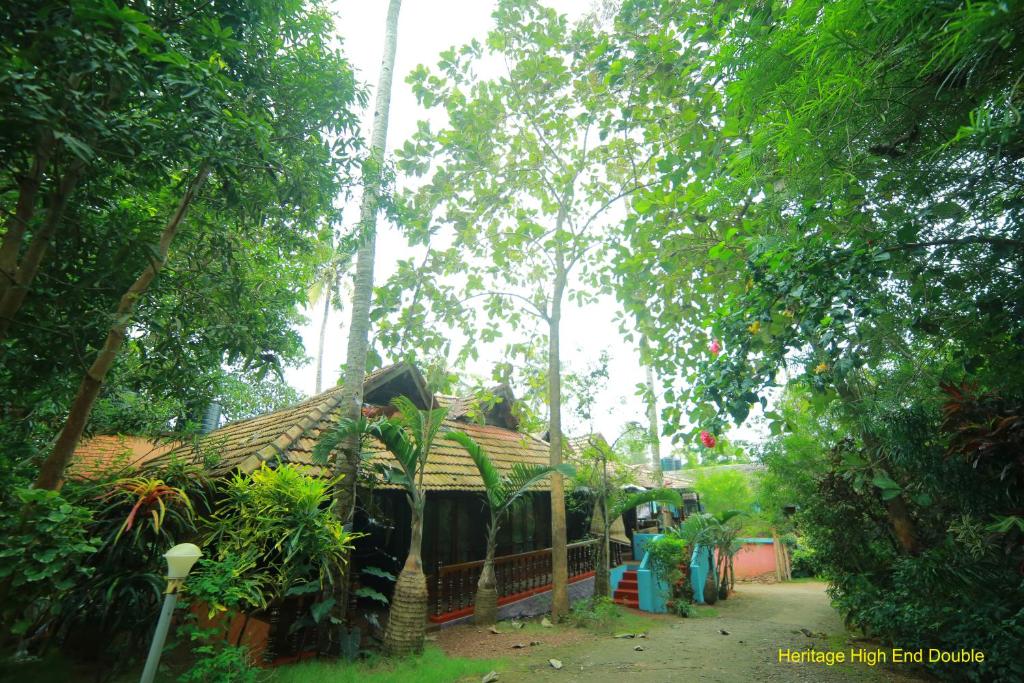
(690, 544, 715, 604)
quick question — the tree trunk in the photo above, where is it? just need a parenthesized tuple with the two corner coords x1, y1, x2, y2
(331, 0, 402, 628)
(474, 523, 500, 625)
(0, 161, 83, 341)
(644, 357, 672, 529)
(315, 286, 331, 394)
(772, 530, 783, 582)
(384, 499, 427, 656)
(0, 131, 54, 302)
(834, 378, 921, 555)
(33, 165, 210, 489)
(592, 495, 611, 599)
(547, 239, 569, 621)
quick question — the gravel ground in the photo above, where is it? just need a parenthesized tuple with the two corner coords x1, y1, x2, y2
(439, 582, 934, 683)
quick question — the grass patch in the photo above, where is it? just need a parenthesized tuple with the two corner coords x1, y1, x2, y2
(264, 646, 505, 683)
(689, 606, 719, 618)
(787, 577, 825, 584)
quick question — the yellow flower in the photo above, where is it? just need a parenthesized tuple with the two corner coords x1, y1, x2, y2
(782, 309, 794, 318)
(814, 362, 829, 374)
(747, 320, 761, 334)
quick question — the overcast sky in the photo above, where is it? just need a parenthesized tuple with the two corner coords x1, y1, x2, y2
(283, 1, 764, 452)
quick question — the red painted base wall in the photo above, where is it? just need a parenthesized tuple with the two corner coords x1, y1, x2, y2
(732, 541, 777, 579)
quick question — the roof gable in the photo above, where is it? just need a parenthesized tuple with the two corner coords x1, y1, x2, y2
(147, 364, 551, 491)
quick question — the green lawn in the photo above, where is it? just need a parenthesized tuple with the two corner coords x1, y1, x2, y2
(264, 646, 505, 683)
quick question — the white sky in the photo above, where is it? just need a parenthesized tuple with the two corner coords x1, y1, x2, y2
(284, 0, 765, 451)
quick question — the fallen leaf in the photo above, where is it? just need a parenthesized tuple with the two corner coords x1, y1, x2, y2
(549, 659, 563, 670)
(529, 640, 541, 646)
(482, 671, 499, 683)
(800, 628, 814, 638)
(633, 646, 645, 652)
(613, 633, 636, 639)
(541, 617, 553, 628)
(511, 643, 526, 649)
(719, 629, 730, 635)
(489, 626, 501, 635)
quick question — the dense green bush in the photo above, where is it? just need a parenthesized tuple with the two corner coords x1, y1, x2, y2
(570, 596, 621, 629)
(201, 463, 360, 607)
(788, 543, 820, 579)
(768, 386, 1024, 681)
(0, 488, 98, 643)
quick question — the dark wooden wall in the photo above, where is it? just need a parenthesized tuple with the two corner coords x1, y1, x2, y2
(351, 489, 553, 598)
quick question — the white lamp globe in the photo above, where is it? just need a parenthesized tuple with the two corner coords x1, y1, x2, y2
(164, 543, 203, 580)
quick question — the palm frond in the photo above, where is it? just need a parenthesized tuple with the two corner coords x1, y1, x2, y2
(716, 509, 746, 525)
(610, 487, 682, 519)
(391, 395, 423, 444)
(366, 419, 418, 491)
(312, 417, 371, 466)
(446, 430, 502, 508)
(499, 463, 574, 514)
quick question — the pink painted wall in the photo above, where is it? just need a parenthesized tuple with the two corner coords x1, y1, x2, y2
(732, 541, 777, 579)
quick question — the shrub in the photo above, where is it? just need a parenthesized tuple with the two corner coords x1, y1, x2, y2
(789, 543, 820, 578)
(54, 464, 209, 666)
(177, 621, 258, 683)
(570, 596, 621, 629)
(0, 488, 98, 641)
(202, 463, 361, 604)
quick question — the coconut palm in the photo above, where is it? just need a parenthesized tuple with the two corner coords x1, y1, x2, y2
(306, 242, 350, 394)
(446, 430, 574, 625)
(315, 394, 446, 656)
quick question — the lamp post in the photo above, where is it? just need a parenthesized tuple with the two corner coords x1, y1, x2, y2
(140, 543, 202, 683)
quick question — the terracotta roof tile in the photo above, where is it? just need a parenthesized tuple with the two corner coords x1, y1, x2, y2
(70, 435, 182, 480)
(147, 367, 554, 491)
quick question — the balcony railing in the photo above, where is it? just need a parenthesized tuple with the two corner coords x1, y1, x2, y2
(429, 537, 628, 618)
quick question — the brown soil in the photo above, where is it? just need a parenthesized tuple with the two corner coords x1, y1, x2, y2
(432, 619, 593, 660)
(439, 582, 935, 683)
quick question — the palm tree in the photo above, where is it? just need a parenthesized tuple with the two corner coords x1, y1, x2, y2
(317, 395, 446, 656)
(675, 510, 745, 601)
(446, 430, 574, 625)
(573, 435, 682, 598)
(592, 487, 682, 598)
(368, 396, 446, 655)
(331, 0, 402, 627)
(306, 243, 350, 394)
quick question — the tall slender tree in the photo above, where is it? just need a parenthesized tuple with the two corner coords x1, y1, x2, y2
(644, 357, 673, 529)
(307, 241, 350, 394)
(388, 0, 660, 620)
(331, 0, 403, 623)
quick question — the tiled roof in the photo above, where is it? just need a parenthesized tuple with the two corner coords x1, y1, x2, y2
(435, 394, 472, 419)
(148, 365, 554, 491)
(70, 435, 182, 480)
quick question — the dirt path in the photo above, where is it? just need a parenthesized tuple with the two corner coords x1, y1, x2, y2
(438, 582, 932, 683)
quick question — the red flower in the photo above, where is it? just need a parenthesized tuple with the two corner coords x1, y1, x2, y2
(709, 339, 721, 356)
(700, 430, 717, 448)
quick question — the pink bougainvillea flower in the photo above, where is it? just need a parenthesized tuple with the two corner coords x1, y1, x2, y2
(700, 430, 717, 448)
(709, 339, 721, 356)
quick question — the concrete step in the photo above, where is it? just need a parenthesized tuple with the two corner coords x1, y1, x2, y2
(613, 597, 639, 608)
